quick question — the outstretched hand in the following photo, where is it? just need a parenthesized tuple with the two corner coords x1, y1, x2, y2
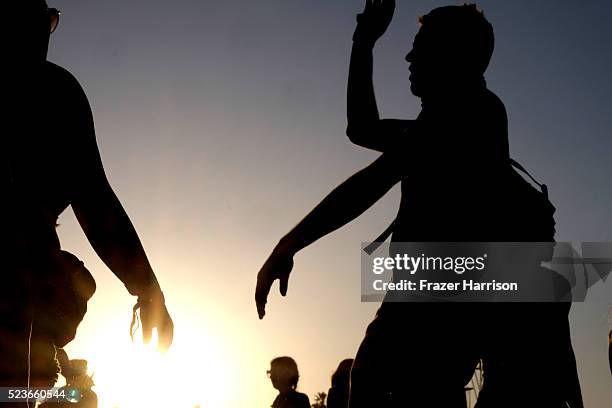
(255, 244, 295, 319)
(139, 295, 174, 352)
(354, 0, 396, 45)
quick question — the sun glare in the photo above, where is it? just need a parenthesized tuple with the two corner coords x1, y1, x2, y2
(76, 317, 233, 408)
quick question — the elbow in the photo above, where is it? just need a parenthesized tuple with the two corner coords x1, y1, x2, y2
(346, 125, 386, 153)
(346, 125, 368, 146)
(347, 125, 380, 150)
(345, 125, 357, 142)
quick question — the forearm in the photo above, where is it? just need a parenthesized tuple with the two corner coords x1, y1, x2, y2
(346, 40, 380, 145)
(347, 42, 415, 152)
(74, 192, 161, 298)
(100, 211, 161, 298)
(280, 157, 398, 254)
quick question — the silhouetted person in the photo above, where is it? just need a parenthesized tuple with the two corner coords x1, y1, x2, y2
(267, 357, 310, 408)
(256, 2, 581, 407)
(327, 359, 353, 408)
(1, 2, 173, 401)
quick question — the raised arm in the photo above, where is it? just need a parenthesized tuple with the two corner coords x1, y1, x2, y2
(347, 0, 417, 152)
(255, 153, 402, 318)
(63, 69, 173, 351)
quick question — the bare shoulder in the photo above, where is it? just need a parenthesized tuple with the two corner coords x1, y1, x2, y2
(44, 61, 81, 89)
(42, 61, 98, 167)
(44, 61, 91, 110)
(483, 88, 508, 120)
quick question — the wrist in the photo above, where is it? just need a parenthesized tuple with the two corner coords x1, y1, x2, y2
(353, 14, 377, 48)
(134, 281, 164, 304)
(277, 235, 299, 257)
(352, 32, 376, 49)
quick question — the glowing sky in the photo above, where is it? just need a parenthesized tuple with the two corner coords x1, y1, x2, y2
(46, 1, 612, 407)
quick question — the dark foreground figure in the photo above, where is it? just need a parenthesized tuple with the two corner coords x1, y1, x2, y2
(267, 356, 310, 408)
(1, 2, 173, 404)
(257, 2, 582, 407)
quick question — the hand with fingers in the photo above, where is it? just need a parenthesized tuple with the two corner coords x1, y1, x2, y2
(353, 0, 396, 45)
(137, 291, 174, 352)
(255, 243, 295, 319)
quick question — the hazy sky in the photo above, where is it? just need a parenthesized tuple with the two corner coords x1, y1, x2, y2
(47, 1, 611, 407)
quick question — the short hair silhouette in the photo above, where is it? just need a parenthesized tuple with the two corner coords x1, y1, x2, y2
(327, 359, 354, 408)
(331, 359, 353, 388)
(7, 0, 53, 60)
(270, 356, 300, 390)
(417, 4, 494, 75)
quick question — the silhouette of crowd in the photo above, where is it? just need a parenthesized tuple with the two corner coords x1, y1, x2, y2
(3, 1, 605, 408)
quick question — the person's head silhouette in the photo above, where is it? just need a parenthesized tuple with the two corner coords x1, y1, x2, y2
(268, 356, 300, 393)
(406, 4, 494, 98)
(327, 359, 354, 408)
(5, 1, 60, 64)
(331, 359, 353, 389)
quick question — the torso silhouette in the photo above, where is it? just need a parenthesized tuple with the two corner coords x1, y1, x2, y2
(361, 85, 581, 407)
(8, 62, 93, 223)
(272, 390, 310, 408)
(391, 86, 509, 243)
(1, 61, 98, 388)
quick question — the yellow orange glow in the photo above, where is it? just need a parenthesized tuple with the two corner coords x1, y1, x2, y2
(75, 316, 234, 408)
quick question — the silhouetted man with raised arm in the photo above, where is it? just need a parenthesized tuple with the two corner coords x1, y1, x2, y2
(257, 2, 581, 407)
(1, 1, 173, 398)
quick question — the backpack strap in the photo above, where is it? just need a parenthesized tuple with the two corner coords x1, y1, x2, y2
(363, 219, 396, 255)
(363, 159, 550, 255)
(510, 158, 549, 199)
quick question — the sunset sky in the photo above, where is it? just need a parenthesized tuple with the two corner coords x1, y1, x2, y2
(47, 1, 612, 407)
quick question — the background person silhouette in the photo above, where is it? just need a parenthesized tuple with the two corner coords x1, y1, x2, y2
(327, 359, 353, 408)
(1, 1, 173, 400)
(267, 356, 311, 408)
(39, 351, 98, 408)
(256, 2, 581, 407)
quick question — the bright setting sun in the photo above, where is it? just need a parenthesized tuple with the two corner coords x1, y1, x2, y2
(68, 316, 233, 408)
